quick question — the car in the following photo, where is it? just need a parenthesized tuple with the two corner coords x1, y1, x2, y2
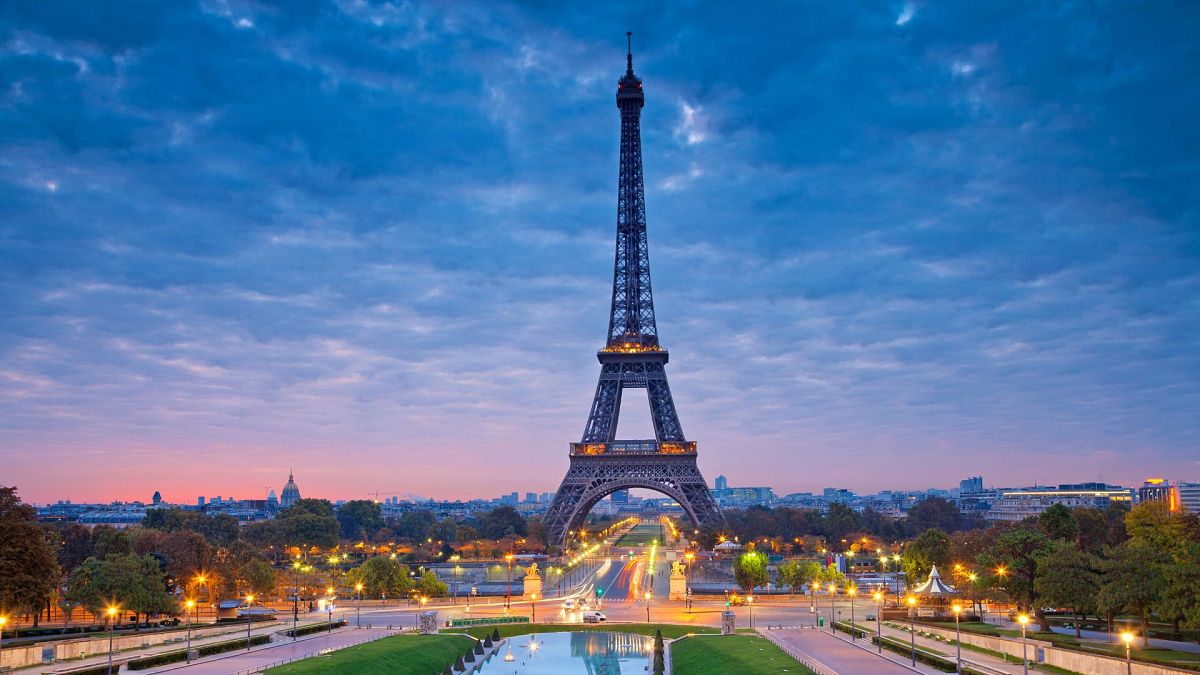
(865, 614, 876, 621)
(578, 598, 591, 610)
(562, 599, 576, 611)
(582, 611, 607, 623)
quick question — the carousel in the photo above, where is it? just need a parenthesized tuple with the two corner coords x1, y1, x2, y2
(909, 565, 957, 617)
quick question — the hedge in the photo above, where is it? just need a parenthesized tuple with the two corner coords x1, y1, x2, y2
(871, 634, 990, 675)
(833, 621, 871, 640)
(54, 666, 115, 675)
(285, 619, 347, 638)
(126, 635, 270, 670)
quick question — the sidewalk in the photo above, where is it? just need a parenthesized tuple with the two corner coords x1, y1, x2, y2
(875, 621, 1020, 674)
(146, 627, 398, 674)
(761, 628, 940, 675)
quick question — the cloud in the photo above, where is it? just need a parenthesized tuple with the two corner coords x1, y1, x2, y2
(0, 1, 1197, 502)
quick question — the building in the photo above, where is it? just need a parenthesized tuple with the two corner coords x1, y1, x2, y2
(152, 490, 162, 506)
(280, 471, 301, 508)
(611, 489, 630, 504)
(959, 476, 983, 494)
(1138, 478, 1179, 510)
(715, 475, 728, 492)
(1179, 483, 1200, 514)
(986, 484, 1133, 522)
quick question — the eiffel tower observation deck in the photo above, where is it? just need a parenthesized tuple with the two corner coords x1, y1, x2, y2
(544, 35, 723, 546)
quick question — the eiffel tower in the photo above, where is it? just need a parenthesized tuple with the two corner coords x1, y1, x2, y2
(543, 35, 723, 548)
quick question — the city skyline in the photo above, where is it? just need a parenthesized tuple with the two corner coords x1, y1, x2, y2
(3, 3, 1199, 504)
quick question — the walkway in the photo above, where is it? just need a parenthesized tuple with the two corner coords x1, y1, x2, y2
(761, 628, 938, 675)
(145, 627, 398, 674)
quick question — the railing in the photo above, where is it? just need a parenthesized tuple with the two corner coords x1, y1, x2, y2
(570, 441, 696, 455)
(755, 631, 838, 675)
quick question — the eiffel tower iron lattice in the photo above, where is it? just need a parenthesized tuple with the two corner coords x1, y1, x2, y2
(544, 35, 724, 548)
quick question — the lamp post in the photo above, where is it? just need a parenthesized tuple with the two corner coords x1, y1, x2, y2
(828, 583, 837, 635)
(810, 581, 818, 615)
(355, 583, 363, 628)
(326, 587, 335, 634)
(952, 603, 962, 674)
(245, 594, 255, 650)
(452, 556, 461, 605)
(531, 593, 537, 623)
(184, 600, 195, 662)
(685, 552, 695, 613)
(1121, 631, 1134, 675)
(906, 596, 917, 667)
(967, 572, 979, 617)
(893, 556, 902, 595)
(873, 592, 883, 653)
(1017, 614, 1030, 675)
(0, 616, 6, 665)
(848, 587, 856, 641)
(106, 605, 118, 675)
(505, 554, 514, 610)
(644, 591, 652, 622)
(747, 595, 754, 628)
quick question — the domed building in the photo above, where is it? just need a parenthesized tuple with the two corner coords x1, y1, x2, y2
(280, 471, 301, 508)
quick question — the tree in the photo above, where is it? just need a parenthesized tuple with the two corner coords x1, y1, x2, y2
(0, 486, 61, 625)
(275, 513, 340, 549)
(1157, 540, 1200, 640)
(1034, 542, 1099, 637)
(238, 560, 276, 598)
(1098, 541, 1167, 646)
(824, 504, 863, 541)
(54, 523, 96, 572)
(455, 524, 481, 542)
(280, 499, 336, 520)
(776, 559, 821, 594)
(416, 570, 448, 597)
(65, 553, 176, 628)
(478, 507, 527, 540)
(393, 511, 436, 541)
(1037, 504, 1079, 542)
(734, 551, 768, 592)
(92, 526, 133, 558)
(989, 527, 1053, 630)
(906, 498, 967, 535)
(337, 501, 384, 541)
(348, 557, 413, 598)
(1074, 507, 1127, 554)
(903, 528, 951, 584)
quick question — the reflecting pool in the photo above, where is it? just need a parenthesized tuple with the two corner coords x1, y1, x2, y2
(476, 631, 655, 674)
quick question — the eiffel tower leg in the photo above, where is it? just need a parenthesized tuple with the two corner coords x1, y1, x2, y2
(545, 455, 725, 548)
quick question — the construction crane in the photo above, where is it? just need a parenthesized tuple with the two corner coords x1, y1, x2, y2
(367, 491, 403, 502)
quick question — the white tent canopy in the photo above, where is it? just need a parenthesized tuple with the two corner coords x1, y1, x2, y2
(911, 565, 956, 596)
(714, 541, 742, 551)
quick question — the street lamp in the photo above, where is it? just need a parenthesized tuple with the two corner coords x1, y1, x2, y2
(184, 600, 195, 662)
(847, 587, 856, 641)
(1121, 631, 1134, 675)
(810, 581, 819, 615)
(906, 596, 917, 667)
(1017, 614, 1030, 675)
(685, 552, 695, 612)
(0, 616, 7, 665)
(106, 605, 118, 675)
(828, 583, 837, 635)
(245, 594, 255, 650)
(355, 583, 364, 628)
(952, 604, 962, 674)
(531, 593, 537, 623)
(746, 595, 754, 628)
(451, 556, 461, 605)
(505, 554, 515, 610)
(873, 592, 883, 653)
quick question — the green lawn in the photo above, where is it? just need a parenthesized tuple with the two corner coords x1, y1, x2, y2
(615, 523, 663, 547)
(448, 622, 718, 641)
(672, 635, 816, 675)
(263, 634, 472, 675)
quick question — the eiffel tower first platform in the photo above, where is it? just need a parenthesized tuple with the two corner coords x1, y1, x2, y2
(543, 36, 724, 548)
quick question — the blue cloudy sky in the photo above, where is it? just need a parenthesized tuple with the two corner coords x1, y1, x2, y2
(2, 1, 1197, 504)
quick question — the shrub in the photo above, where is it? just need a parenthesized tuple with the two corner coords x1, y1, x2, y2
(126, 635, 270, 670)
(285, 619, 347, 637)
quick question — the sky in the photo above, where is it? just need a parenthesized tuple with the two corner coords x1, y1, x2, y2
(1, 2, 1198, 505)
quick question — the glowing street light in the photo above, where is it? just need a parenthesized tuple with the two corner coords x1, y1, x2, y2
(106, 605, 119, 675)
(355, 583, 364, 628)
(746, 595, 755, 628)
(1017, 614, 1030, 675)
(644, 591, 652, 622)
(873, 592, 883, 653)
(184, 599, 196, 662)
(906, 596, 917, 666)
(245, 594, 255, 649)
(847, 587, 856, 641)
(1121, 631, 1135, 675)
(505, 553, 515, 610)
(952, 604, 963, 673)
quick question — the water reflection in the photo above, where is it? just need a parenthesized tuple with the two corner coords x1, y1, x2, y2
(477, 631, 654, 675)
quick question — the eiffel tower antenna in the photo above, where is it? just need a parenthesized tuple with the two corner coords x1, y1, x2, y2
(544, 37, 724, 547)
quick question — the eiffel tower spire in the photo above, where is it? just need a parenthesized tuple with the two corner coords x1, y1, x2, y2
(607, 31, 657, 351)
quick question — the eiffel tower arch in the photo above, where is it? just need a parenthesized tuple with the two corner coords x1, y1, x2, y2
(544, 35, 724, 548)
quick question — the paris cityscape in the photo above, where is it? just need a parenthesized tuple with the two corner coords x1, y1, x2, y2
(2, 3, 1198, 675)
